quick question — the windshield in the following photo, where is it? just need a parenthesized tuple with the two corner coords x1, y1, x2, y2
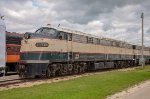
(35, 27, 58, 38)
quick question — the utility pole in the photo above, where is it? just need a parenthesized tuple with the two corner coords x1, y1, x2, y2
(141, 12, 144, 69)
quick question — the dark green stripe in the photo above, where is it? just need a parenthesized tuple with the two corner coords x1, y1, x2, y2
(21, 52, 150, 61)
(21, 53, 68, 60)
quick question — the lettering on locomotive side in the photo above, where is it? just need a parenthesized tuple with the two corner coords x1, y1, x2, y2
(35, 42, 49, 47)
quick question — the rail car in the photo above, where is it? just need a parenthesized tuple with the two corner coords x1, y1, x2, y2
(6, 32, 23, 73)
(19, 27, 150, 78)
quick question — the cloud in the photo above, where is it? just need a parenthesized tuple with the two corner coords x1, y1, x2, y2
(0, 0, 150, 46)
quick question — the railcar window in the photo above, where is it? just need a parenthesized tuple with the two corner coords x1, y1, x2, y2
(14, 47, 20, 52)
(6, 36, 22, 44)
(93, 38, 100, 44)
(145, 47, 149, 51)
(6, 46, 20, 52)
(109, 41, 112, 46)
(122, 43, 126, 48)
(105, 40, 108, 46)
(112, 41, 116, 46)
(73, 34, 80, 42)
(93, 38, 96, 44)
(6, 47, 11, 51)
(124, 44, 126, 48)
(116, 42, 120, 47)
(73, 34, 86, 43)
(100, 39, 105, 45)
(81, 35, 87, 43)
(96, 38, 100, 44)
(120, 43, 123, 47)
(67, 33, 72, 41)
(126, 44, 130, 49)
(128, 44, 131, 49)
(107, 40, 111, 46)
(124, 45, 127, 48)
(87, 37, 93, 43)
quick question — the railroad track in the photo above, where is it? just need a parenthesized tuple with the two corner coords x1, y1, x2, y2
(0, 66, 140, 90)
(0, 71, 99, 88)
(0, 78, 26, 87)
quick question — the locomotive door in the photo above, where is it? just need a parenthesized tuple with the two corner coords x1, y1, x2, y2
(67, 33, 73, 62)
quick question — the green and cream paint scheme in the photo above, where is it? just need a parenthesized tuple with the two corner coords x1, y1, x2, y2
(19, 27, 150, 77)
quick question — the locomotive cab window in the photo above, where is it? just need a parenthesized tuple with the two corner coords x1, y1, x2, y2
(35, 27, 58, 39)
(57, 31, 67, 40)
(57, 32, 63, 40)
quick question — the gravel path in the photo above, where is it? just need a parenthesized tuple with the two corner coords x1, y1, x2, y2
(107, 80, 150, 99)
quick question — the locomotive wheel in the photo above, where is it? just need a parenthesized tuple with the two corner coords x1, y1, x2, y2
(73, 64, 78, 74)
(78, 66, 82, 73)
(51, 72, 56, 77)
(68, 64, 73, 74)
(114, 63, 117, 69)
(55, 69, 62, 76)
(80, 63, 87, 73)
(19, 72, 25, 78)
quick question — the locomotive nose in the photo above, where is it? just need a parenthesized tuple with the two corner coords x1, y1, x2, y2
(20, 39, 50, 62)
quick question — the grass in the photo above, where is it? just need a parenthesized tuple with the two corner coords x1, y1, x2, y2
(1, 66, 150, 99)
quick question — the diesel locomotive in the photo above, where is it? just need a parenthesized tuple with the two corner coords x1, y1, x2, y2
(19, 27, 150, 78)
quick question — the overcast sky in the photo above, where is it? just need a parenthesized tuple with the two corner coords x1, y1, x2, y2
(0, 0, 150, 46)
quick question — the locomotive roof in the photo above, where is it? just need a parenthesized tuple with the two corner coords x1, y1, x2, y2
(6, 31, 24, 38)
(44, 26, 131, 45)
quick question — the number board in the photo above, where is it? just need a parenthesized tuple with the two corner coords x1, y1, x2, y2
(35, 42, 49, 47)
